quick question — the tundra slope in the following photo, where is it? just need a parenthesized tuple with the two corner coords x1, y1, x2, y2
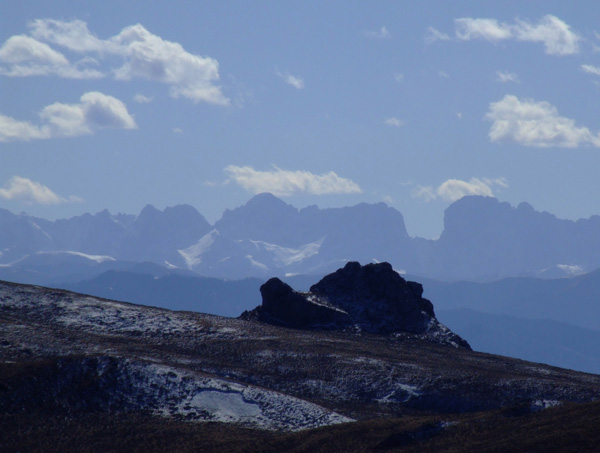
(1, 265, 599, 433)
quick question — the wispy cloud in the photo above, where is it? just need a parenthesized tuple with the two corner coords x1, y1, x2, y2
(455, 18, 512, 42)
(0, 91, 136, 142)
(485, 95, 600, 147)
(364, 26, 391, 39)
(0, 176, 82, 204)
(277, 70, 305, 89)
(224, 165, 361, 196)
(385, 117, 404, 127)
(495, 71, 519, 83)
(454, 15, 580, 55)
(0, 19, 229, 105)
(582, 64, 600, 76)
(413, 178, 508, 202)
(133, 93, 153, 104)
(425, 27, 451, 44)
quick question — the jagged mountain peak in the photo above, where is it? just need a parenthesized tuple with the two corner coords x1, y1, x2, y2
(216, 193, 298, 229)
(246, 192, 295, 208)
(137, 204, 161, 217)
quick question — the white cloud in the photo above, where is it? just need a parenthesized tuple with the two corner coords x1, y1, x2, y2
(485, 94, 600, 148)
(455, 18, 512, 42)
(0, 115, 49, 141)
(496, 71, 519, 83)
(0, 176, 81, 204)
(277, 71, 304, 89)
(0, 91, 136, 142)
(385, 117, 404, 127)
(454, 15, 580, 55)
(514, 15, 580, 56)
(411, 185, 437, 202)
(0, 35, 103, 78)
(413, 178, 507, 203)
(425, 27, 451, 44)
(364, 26, 391, 39)
(1, 19, 229, 105)
(0, 35, 67, 65)
(436, 178, 506, 202)
(393, 72, 404, 83)
(29, 19, 106, 53)
(582, 64, 600, 76)
(133, 93, 153, 103)
(224, 165, 362, 196)
(110, 24, 229, 105)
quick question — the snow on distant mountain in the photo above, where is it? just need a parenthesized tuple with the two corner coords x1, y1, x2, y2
(0, 204, 211, 268)
(180, 193, 413, 278)
(9, 250, 116, 266)
(4, 194, 600, 282)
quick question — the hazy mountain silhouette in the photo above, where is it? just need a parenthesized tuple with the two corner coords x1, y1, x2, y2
(0, 204, 210, 269)
(3, 194, 600, 282)
(421, 267, 600, 331)
(180, 193, 414, 278)
(65, 270, 262, 317)
(415, 196, 600, 281)
(437, 308, 600, 375)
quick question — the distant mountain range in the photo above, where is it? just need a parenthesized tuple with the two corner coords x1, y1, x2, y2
(3, 193, 600, 282)
(4, 194, 600, 375)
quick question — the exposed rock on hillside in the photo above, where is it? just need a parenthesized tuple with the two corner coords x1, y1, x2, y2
(242, 262, 470, 349)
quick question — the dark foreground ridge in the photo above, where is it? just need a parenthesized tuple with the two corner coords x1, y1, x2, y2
(3, 278, 600, 451)
(242, 261, 470, 349)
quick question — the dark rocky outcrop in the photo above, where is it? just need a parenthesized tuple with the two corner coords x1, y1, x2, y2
(242, 262, 470, 348)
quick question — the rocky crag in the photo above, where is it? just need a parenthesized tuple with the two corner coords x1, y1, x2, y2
(242, 261, 470, 349)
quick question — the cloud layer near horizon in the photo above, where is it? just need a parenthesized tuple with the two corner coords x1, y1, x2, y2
(413, 177, 508, 202)
(0, 176, 81, 204)
(224, 165, 362, 196)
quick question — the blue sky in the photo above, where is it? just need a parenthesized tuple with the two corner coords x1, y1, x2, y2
(2, 1, 600, 238)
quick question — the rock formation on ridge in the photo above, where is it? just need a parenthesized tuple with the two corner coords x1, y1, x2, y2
(242, 261, 470, 348)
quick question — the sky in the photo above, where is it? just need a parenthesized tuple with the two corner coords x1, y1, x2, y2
(2, 1, 600, 238)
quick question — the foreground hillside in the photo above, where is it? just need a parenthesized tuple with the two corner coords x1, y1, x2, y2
(2, 268, 600, 451)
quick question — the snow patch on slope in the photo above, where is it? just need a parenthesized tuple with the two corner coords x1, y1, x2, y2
(0, 283, 353, 431)
(128, 362, 351, 430)
(178, 229, 219, 268)
(249, 239, 323, 266)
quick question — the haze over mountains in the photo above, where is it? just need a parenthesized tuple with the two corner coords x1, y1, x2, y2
(3, 193, 600, 282)
(3, 193, 600, 374)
